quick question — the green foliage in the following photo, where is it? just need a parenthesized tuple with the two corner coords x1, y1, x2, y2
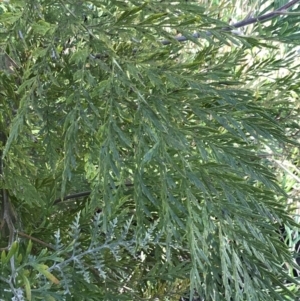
(0, 0, 300, 300)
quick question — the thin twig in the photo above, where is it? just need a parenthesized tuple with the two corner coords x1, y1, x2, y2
(18, 231, 55, 250)
(53, 183, 134, 205)
(273, 160, 300, 183)
(53, 191, 91, 205)
(17, 231, 106, 284)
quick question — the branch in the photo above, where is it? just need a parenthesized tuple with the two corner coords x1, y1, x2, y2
(228, 0, 300, 29)
(1, 189, 16, 245)
(160, 0, 300, 45)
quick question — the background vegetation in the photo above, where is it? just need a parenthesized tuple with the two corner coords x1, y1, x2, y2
(0, 0, 300, 300)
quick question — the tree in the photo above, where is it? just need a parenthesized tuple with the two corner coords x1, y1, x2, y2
(1, 0, 300, 300)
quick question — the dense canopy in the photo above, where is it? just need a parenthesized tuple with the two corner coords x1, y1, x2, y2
(1, 0, 300, 300)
